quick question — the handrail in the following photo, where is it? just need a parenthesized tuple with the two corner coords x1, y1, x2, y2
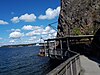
(68, 50, 78, 54)
(45, 35, 94, 41)
(47, 54, 81, 75)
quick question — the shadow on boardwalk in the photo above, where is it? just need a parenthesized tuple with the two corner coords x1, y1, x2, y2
(86, 56, 100, 67)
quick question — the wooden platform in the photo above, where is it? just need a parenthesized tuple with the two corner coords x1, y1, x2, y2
(44, 35, 94, 59)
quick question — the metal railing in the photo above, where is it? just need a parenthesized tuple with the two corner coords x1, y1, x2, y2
(47, 54, 81, 75)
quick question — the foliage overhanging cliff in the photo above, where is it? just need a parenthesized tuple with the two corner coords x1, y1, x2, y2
(57, 0, 100, 37)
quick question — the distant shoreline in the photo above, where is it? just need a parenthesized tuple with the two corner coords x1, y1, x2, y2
(0, 43, 45, 48)
(0, 43, 35, 48)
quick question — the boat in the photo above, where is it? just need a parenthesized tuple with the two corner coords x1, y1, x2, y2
(38, 46, 45, 56)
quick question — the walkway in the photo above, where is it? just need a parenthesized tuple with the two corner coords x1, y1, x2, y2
(80, 55, 100, 75)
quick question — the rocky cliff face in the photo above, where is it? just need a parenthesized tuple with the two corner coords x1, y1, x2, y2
(57, 0, 100, 37)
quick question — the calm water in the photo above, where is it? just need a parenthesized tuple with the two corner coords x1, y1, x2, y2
(0, 46, 59, 75)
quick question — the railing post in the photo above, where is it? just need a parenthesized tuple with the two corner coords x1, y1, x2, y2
(66, 38, 70, 51)
(55, 40, 57, 55)
(66, 65, 67, 75)
(75, 57, 78, 75)
(60, 40, 63, 50)
(75, 55, 81, 75)
(73, 58, 77, 75)
(70, 61, 74, 75)
(44, 42, 47, 56)
(49, 41, 52, 55)
(47, 41, 49, 57)
(78, 55, 81, 73)
(60, 40, 63, 58)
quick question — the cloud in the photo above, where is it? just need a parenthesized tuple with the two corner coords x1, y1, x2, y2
(0, 20, 9, 25)
(42, 26, 51, 35)
(22, 25, 33, 30)
(11, 13, 36, 23)
(45, 26, 51, 32)
(26, 31, 34, 36)
(7, 29, 21, 32)
(26, 25, 57, 37)
(38, 6, 60, 20)
(11, 17, 19, 23)
(29, 36, 37, 41)
(9, 31, 24, 39)
(22, 25, 42, 31)
(19, 13, 36, 22)
(32, 26, 42, 30)
(9, 40, 15, 43)
(25, 26, 44, 36)
(0, 37, 3, 40)
(11, 29, 21, 32)
(26, 30, 42, 36)
(42, 26, 56, 35)
(8, 25, 57, 44)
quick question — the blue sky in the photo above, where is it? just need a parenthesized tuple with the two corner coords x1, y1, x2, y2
(0, 0, 60, 46)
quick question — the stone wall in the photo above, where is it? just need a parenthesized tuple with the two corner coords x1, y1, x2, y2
(57, 0, 100, 37)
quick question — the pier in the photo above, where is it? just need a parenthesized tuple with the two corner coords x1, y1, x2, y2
(40, 0, 100, 74)
(44, 35, 93, 59)
(40, 34, 100, 75)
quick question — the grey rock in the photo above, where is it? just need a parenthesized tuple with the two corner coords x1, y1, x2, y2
(57, 0, 100, 37)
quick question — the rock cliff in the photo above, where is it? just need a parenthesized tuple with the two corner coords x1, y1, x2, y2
(57, 0, 100, 37)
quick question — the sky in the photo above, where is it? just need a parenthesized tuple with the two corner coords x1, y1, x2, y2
(0, 0, 60, 46)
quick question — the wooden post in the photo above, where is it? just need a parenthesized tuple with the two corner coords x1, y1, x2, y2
(54, 40, 56, 55)
(47, 41, 49, 56)
(48, 41, 51, 55)
(70, 61, 74, 75)
(67, 38, 70, 51)
(44, 42, 47, 56)
(60, 40, 63, 57)
(55, 40, 56, 50)
(60, 40, 63, 50)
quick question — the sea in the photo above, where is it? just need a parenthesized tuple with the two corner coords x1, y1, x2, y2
(0, 46, 61, 75)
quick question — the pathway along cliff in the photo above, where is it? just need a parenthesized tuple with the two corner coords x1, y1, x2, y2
(56, 0, 100, 57)
(46, 0, 100, 74)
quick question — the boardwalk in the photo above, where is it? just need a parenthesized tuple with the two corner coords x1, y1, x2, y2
(80, 55, 100, 75)
(44, 35, 94, 59)
(44, 35, 100, 75)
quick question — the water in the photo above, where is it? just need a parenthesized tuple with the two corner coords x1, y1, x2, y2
(0, 46, 59, 75)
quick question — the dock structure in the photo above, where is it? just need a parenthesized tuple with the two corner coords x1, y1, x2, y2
(42, 0, 100, 74)
(44, 35, 94, 59)
(42, 34, 100, 75)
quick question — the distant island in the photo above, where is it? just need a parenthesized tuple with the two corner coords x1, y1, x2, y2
(0, 43, 45, 48)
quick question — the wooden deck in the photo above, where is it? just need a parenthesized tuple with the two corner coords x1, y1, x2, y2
(44, 35, 94, 59)
(44, 35, 100, 75)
